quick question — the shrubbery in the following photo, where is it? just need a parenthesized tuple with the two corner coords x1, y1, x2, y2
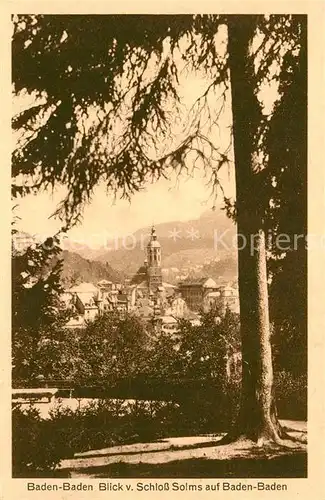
(274, 371, 307, 420)
(12, 406, 64, 477)
(12, 303, 307, 477)
(12, 399, 178, 477)
(12, 389, 240, 477)
(12, 370, 306, 478)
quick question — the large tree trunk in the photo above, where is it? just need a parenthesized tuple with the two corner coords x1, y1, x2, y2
(225, 16, 283, 444)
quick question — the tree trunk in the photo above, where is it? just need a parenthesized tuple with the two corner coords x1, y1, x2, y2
(225, 16, 283, 444)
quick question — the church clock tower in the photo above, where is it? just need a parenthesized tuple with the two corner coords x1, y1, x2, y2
(146, 226, 162, 292)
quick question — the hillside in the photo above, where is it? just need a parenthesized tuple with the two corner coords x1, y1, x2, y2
(12, 232, 122, 288)
(13, 208, 237, 285)
(202, 256, 238, 282)
(133, 207, 236, 240)
(54, 250, 123, 288)
(70, 208, 237, 277)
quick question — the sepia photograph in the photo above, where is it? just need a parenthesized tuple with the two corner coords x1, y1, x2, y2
(10, 13, 308, 480)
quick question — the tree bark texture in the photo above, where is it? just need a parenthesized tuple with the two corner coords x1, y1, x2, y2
(226, 16, 282, 443)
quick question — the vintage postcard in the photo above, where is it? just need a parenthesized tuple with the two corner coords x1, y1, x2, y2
(1, 1, 325, 499)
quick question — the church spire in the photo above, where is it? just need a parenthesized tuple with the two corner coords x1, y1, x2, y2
(151, 224, 157, 241)
(146, 225, 162, 291)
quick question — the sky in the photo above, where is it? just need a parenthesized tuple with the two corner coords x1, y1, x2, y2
(13, 80, 236, 244)
(13, 22, 237, 245)
(12, 20, 278, 245)
(14, 165, 236, 245)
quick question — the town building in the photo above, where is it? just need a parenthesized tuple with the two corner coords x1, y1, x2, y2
(219, 284, 240, 314)
(146, 226, 163, 292)
(165, 295, 189, 319)
(130, 226, 177, 316)
(61, 225, 238, 329)
(203, 285, 239, 314)
(66, 282, 101, 321)
(178, 276, 240, 314)
(132, 226, 163, 291)
(178, 277, 218, 311)
(63, 280, 129, 327)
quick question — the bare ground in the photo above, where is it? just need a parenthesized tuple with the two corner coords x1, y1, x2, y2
(57, 420, 307, 478)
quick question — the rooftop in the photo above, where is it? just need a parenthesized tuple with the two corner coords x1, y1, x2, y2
(68, 282, 99, 294)
(97, 280, 113, 286)
(179, 277, 218, 288)
(147, 225, 161, 248)
(76, 292, 97, 307)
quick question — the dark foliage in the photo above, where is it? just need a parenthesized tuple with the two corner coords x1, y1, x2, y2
(12, 14, 307, 454)
(12, 15, 302, 227)
(266, 19, 307, 375)
(12, 371, 306, 477)
(12, 406, 63, 476)
(12, 234, 67, 331)
(12, 232, 75, 383)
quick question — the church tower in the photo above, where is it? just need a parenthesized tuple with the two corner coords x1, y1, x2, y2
(146, 226, 162, 292)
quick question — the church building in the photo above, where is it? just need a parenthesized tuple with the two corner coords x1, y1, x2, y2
(146, 225, 163, 292)
(130, 226, 175, 309)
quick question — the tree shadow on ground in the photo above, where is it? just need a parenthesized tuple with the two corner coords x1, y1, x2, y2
(73, 438, 227, 460)
(65, 451, 307, 478)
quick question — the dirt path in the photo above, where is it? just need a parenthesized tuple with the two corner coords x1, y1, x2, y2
(58, 420, 307, 478)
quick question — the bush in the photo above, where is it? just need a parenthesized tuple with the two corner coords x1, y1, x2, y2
(12, 399, 178, 477)
(10, 385, 243, 477)
(274, 371, 307, 420)
(12, 406, 64, 477)
(158, 380, 241, 436)
(12, 371, 306, 477)
(48, 399, 170, 454)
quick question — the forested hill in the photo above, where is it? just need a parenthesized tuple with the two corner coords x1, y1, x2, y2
(52, 250, 123, 288)
(12, 232, 122, 288)
(71, 208, 237, 276)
